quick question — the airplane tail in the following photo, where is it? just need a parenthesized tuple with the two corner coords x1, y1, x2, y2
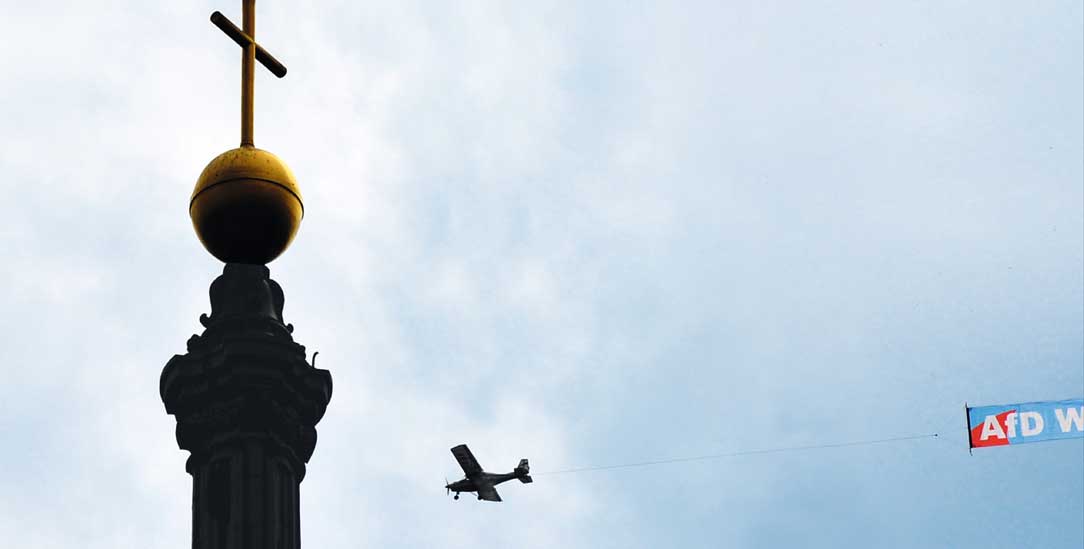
(515, 458, 532, 483)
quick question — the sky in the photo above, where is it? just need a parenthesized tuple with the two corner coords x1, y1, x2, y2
(1, 1, 1082, 548)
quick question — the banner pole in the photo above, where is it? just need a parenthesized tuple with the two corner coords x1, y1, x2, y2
(964, 402, 972, 456)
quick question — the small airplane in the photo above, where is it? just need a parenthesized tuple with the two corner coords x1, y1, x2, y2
(444, 444, 532, 502)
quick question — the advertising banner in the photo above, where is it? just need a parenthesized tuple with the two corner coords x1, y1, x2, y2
(967, 399, 1084, 449)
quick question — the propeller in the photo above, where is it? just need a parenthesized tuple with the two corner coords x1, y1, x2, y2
(445, 477, 450, 496)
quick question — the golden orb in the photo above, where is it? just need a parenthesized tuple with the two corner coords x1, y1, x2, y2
(190, 146, 303, 264)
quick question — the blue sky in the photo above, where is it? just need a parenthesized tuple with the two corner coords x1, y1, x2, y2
(1, 1, 1081, 547)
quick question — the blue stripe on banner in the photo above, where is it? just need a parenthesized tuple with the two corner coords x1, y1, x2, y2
(967, 399, 1084, 448)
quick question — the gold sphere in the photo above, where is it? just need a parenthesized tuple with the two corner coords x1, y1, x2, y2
(190, 146, 303, 264)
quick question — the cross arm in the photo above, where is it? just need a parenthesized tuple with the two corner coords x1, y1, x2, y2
(211, 11, 287, 78)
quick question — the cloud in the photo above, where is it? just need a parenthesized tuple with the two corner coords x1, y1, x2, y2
(0, 1, 1081, 548)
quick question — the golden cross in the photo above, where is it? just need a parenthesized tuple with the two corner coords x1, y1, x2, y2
(211, 0, 287, 147)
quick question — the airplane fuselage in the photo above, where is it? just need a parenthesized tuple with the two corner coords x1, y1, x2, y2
(447, 471, 519, 495)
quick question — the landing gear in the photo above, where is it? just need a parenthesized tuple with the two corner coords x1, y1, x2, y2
(454, 493, 459, 500)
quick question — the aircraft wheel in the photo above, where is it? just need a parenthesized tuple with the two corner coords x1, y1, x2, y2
(454, 494, 459, 500)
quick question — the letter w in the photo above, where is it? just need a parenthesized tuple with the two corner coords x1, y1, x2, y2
(1054, 407, 1084, 433)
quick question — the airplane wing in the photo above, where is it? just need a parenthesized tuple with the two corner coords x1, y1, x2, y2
(476, 484, 502, 502)
(450, 444, 483, 477)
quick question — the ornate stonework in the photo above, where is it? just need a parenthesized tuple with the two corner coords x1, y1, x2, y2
(162, 264, 332, 549)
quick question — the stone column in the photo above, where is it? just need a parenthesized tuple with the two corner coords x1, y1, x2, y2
(161, 264, 332, 549)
